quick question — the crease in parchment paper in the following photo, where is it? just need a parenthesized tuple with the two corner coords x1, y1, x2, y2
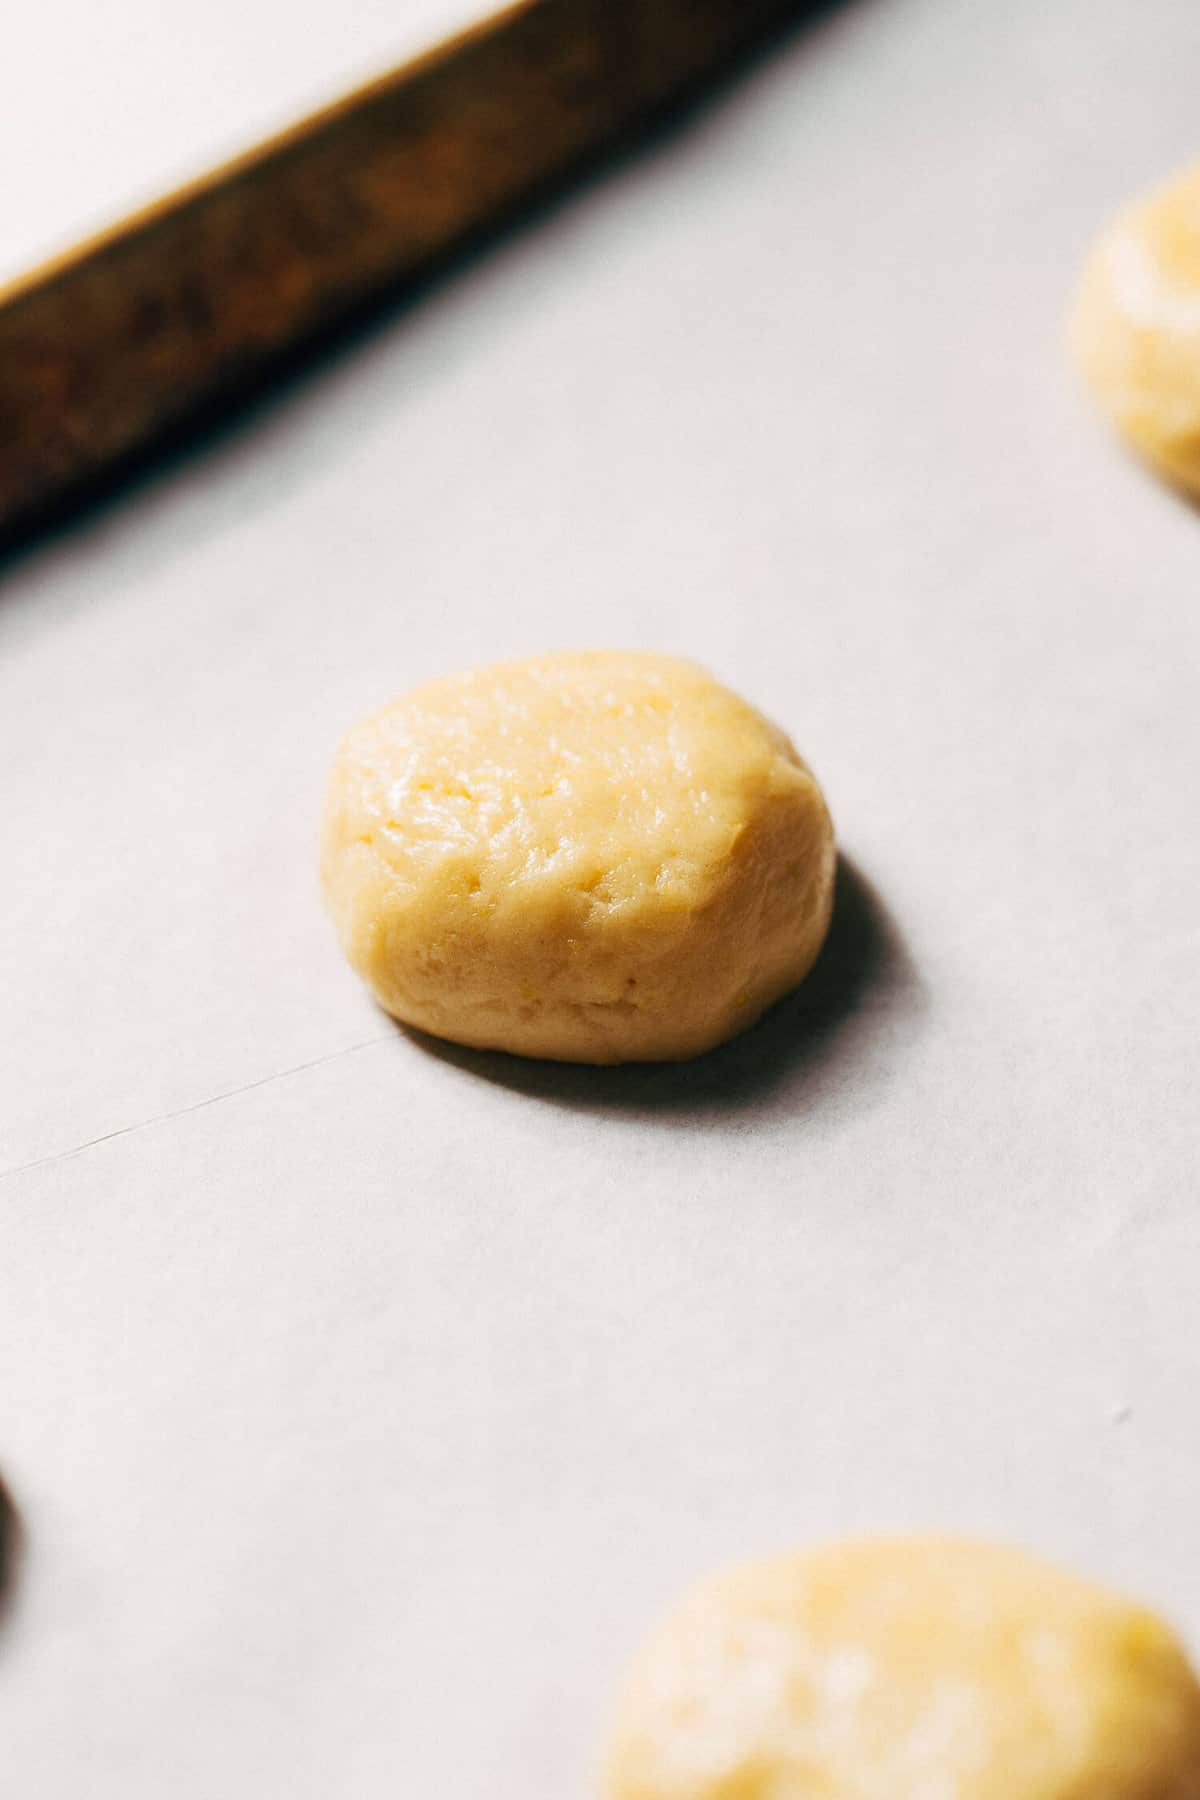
(0, 1033, 395, 1186)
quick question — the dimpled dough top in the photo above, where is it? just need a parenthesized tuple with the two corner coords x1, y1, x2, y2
(320, 651, 835, 1063)
(1072, 162, 1200, 494)
(603, 1539, 1200, 1800)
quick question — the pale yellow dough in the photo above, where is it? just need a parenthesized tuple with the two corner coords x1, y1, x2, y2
(320, 651, 834, 1063)
(1072, 162, 1200, 493)
(603, 1539, 1200, 1800)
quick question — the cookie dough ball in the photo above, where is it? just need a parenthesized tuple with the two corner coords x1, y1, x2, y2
(1072, 162, 1200, 494)
(603, 1538, 1200, 1800)
(320, 651, 834, 1064)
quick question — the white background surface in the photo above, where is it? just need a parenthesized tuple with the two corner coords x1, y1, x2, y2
(3, 0, 1200, 1793)
(0, 0, 479, 284)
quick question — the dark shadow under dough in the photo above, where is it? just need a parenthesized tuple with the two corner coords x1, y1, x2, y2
(408, 853, 925, 1128)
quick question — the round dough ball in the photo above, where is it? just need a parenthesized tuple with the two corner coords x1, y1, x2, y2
(603, 1538, 1200, 1800)
(1072, 162, 1200, 494)
(320, 651, 834, 1064)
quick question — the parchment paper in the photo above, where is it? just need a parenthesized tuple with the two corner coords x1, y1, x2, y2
(2, 0, 1200, 1793)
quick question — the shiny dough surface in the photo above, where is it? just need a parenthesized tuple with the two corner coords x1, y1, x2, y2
(603, 1538, 1200, 1800)
(320, 651, 835, 1063)
(1073, 161, 1200, 494)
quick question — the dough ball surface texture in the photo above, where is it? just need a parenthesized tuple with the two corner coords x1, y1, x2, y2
(1073, 162, 1200, 493)
(603, 1538, 1200, 1800)
(320, 651, 835, 1064)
